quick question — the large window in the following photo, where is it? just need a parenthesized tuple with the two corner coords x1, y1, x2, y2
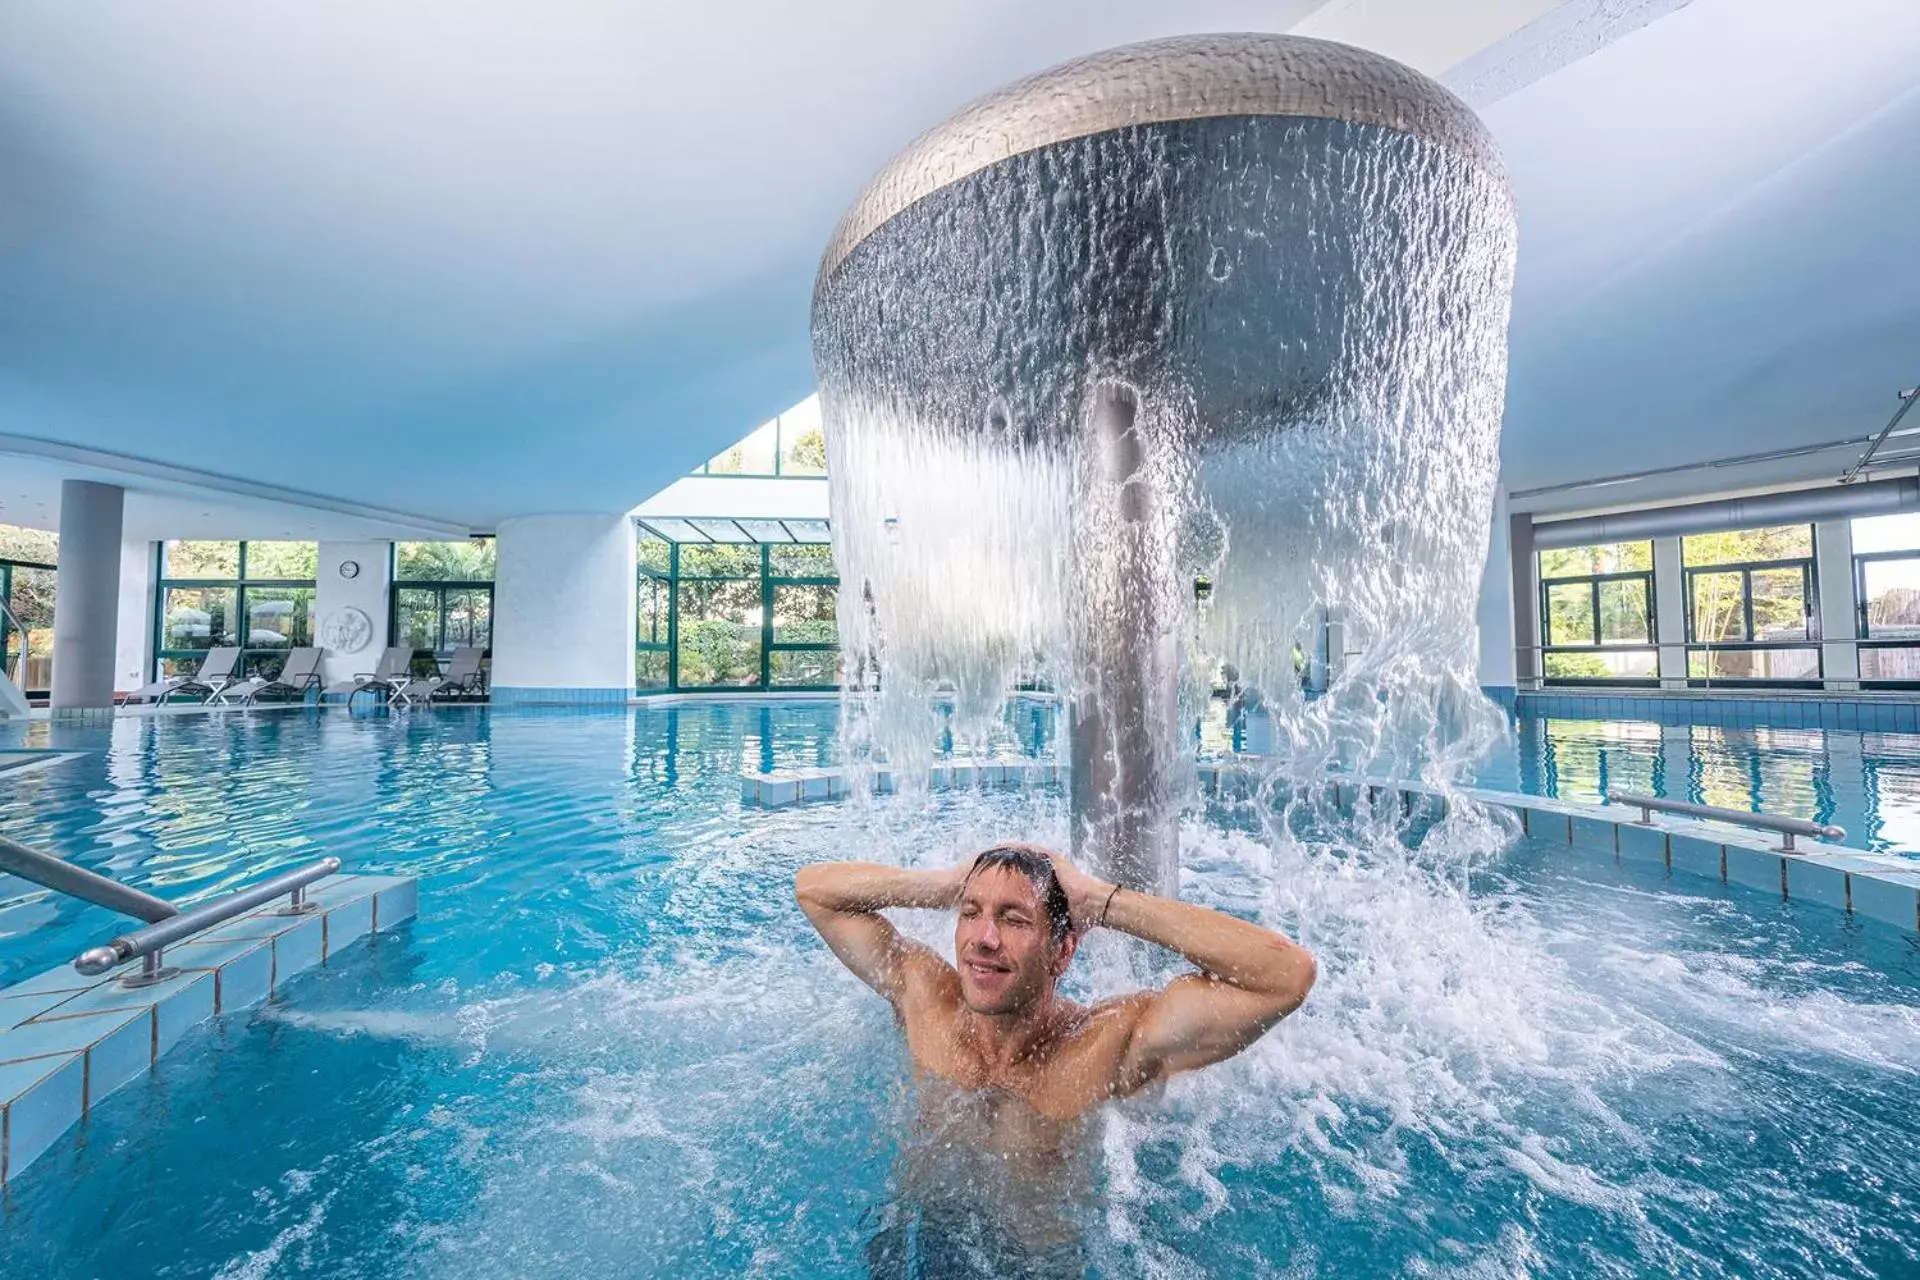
(392, 540, 494, 670)
(0, 523, 57, 695)
(1682, 524, 1819, 683)
(1538, 540, 1656, 683)
(635, 523, 840, 692)
(1852, 513, 1920, 684)
(154, 541, 317, 680)
(692, 395, 828, 478)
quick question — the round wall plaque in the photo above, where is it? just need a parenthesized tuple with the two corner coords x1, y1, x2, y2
(319, 606, 373, 655)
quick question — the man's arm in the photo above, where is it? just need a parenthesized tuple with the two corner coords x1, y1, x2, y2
(1048, 854, 1316, 1091)
(793, 861, 963, 1000)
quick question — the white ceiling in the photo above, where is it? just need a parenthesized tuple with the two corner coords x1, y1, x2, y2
(0, 0, 1912, 533)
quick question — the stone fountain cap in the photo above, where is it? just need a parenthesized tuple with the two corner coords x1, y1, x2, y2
(818, 32, 1508, 286)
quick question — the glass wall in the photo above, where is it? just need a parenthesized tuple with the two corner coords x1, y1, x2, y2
(1853, 513, 1920, 684)
(1682, 524, 1818, 683)
(635, 526, 839, 691)
(1538, 540, 1656, 682)
(154, 541, 318, 680)
(692, 395, 828, 478)
(392, 540, 495, 671)
(0, 523, 57, 695)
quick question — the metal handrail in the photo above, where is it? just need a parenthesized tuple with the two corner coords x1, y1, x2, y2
(75, 857, 340, 980)
(0, 830, 341, 986)
(0, 833, 178, 923)
(1605, 790, 1846, 853)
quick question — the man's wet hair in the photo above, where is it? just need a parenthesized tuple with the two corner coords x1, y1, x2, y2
(964, 845, 1074, 946)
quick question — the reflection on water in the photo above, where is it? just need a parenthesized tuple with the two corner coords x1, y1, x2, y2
(1477, 714, 1920, 856)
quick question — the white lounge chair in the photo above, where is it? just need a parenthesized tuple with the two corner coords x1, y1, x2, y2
(393, 647, 488, 706)
(220, 647, 324, 705)
(123, 646, 241, 705)
(325, 646, 412, 704)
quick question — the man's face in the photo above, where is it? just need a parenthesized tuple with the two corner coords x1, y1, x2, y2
(953, 865, 1074, 1015)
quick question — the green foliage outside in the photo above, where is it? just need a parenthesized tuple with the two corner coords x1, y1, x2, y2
(782, 428, 828, 475)
(165, 540, 240, 578)
(244, 541, 319, 579)
(0, 523, 58, 567)
(1539, 540, 1652, 578)
(396, 539, 496, 581)
(1544, 651, 1614, 679)
(1680, 524, 1813, 568)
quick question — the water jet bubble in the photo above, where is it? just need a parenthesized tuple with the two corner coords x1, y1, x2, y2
(1207, 246, 1232, 282)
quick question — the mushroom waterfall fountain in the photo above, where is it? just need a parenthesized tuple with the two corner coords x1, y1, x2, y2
(811, 34, 1518, 895)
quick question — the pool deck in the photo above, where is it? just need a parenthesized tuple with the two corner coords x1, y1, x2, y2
(0, 872, 418, 1187)
(739, 760, 1920, 938)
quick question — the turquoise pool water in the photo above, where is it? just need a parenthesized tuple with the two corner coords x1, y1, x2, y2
(1480, 714, 1920, 856)
(1, 704, 1917, 1278)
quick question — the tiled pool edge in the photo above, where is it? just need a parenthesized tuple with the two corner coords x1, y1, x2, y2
(0, 872, 419, 1187)
(741, 764, 1920, 939)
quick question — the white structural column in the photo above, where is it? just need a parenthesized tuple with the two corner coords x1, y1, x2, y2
(314, 542, 394, 690)
(113, 537, 155, 693)
(50, 480, 125, 716)
(1653, 535, 1687, 689)
(1507, 511, 1538, 688)
(491, 515, 636, 703)
(1814, 519, 1858, 688)
(1475, 487, 1516, 696)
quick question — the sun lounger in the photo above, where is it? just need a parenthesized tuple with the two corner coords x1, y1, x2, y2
(393, 647, 488, 706)
(123, 646, 240, 705)
(324, 646, 413, 703)
(219, 647, 324, 705)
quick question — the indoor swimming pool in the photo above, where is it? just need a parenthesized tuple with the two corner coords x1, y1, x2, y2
(1, 703, 1917, 1278)
(1480, 712, 1920, 857)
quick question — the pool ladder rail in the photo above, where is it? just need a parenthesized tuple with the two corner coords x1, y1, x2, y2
(0, 833, 339, 987)
(1606, 791, 1846, 854)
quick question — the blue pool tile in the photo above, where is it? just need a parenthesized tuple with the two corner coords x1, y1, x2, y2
(1617, 824, 1668, 867)
(1849, 873, 1919, 932)
(1784, 859, 1849, 912)
(1524, 807, 1572, 843)
(0, 966, 99, 1000)
(762, 779, 798, 807)
(1, 989, 81, 1030)
(1668, 835, 1724, 883)
(322, 897, 376, 959)
(173, 938, 273, 1014)
(1570, 816, 1616, 855)
(269, 915, 326, 982)
(0, 1052, 83, 1185)
(0, 1007, 145, 1067)
(799, 773, 831, 801)
(153, 975, 216, 1058)
(1724, 846, 1785, 898)
(31, 966, 207, 1022)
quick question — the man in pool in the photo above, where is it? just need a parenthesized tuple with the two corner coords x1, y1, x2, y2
(796, 843, 1316, 1273)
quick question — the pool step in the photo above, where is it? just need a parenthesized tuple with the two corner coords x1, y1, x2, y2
(741, 761, 1062, 807)
(0, 872, 418, 1187)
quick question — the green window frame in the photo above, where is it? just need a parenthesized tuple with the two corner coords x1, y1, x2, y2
(636, 527, 839, 692)
(151, 541, 318, 684)
(1536, 541, 1657, 684)
(0, 555, 58, 696)
(1681, 527, 1820, 685)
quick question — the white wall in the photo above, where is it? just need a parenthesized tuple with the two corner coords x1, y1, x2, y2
(112, 537, 154, 691)
(1475, 486, 1515, 690)
(491, 515, 635, 693)
(313, 541, 393, 687)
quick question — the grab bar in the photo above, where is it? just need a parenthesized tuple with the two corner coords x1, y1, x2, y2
(75, 857, 341, 984)
(1605, 790, 1845, 853)
(0, 833, 179, 923)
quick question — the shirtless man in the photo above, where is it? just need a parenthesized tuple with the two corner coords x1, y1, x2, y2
(795, 844, 1316, 1272)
